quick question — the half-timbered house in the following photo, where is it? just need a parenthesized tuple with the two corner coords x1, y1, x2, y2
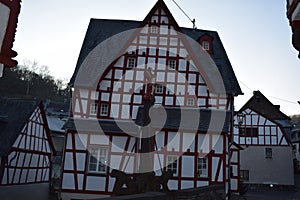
(61, 0, 242, 199)
(233, 91, 294, 186)
(0, 99, 56, 200)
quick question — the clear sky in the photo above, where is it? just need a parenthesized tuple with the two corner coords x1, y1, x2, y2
(13, 0, 300, 116)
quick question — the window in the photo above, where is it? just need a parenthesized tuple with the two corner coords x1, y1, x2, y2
(239, 127, 258, 137)
(155, 84, 163, 94)
(187, 98, 195, 106)
(100, 103, 108, 116)
(202, 41, 210, 51)
(166, 156, 178, 176)
(150, 25, 158, 33)
(168, 59, 176, 69)
(265, 148, 272, 159)
(88, 146, 108, 173)
(240, 170, 249, 182)
(90, 103, 98, 115)
(197, 157, 208, 177)
(127, 57, 136, 68)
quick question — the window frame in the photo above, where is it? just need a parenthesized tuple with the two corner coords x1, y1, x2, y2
(197, 157, 208, 178)
(87, 146, 109, 174)
(155, 84, 164, 94)
(239, 127, 258, 137)
(90, 103, 98, 115)
(187, 97, 195, 106)
(166, 155, 178, 176)
(265, 148, 272, 159)
(127, 57, 136, 68)
(150, 25, 158, 34)
(202, 41, 210, 51)
(240, 170, 249, 182)
(100, 103, 108, 116)
(168, 59, 176, 70)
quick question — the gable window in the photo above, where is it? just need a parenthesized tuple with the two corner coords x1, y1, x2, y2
(127, 57, 136, 68)
(265, 148, 272, 159)
(88, 146, 108, 173)
(168, 59, 176, 70)
(202, 41, 210, 51)
(100, 103, 108, 116)
(90, 103, 98, 115)
(240, 170, 249, 182)
(239, 127, 258, 137)
(197, 157, 208, 177)
(166, 156, 178, 176)
(150, 25, 158, 33)
(187, 97, 195, 106)
(155, 84, 164, 94)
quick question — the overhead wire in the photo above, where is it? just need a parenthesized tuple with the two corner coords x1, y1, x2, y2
(238, 79, 298, 105)
(171, 0, 196, 29)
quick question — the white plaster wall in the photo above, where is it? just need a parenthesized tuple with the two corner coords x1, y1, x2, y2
(240, 146, 294, 185)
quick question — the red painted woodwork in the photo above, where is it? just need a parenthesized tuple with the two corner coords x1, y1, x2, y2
(0, 103, 55, 186)
(0, 0, 21, 67)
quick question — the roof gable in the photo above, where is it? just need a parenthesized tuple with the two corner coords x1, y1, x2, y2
(240, 91, 290, 121)
(69, 0, 242, 96)
(0, 99, 38, 156)
(139, 0, 181, 32)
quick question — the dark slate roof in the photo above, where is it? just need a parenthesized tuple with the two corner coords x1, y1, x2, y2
(239, 91, 291, 121)
(69, 19, 242, 96)
(136, 106, 231, 132)
(0, 99, 38, 156)
(63, 118, 139, 135)
(64, 107, 230, 133)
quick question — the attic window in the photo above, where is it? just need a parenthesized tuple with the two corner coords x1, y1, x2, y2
(202, 41, 210, 51)
(198, 34, 214, 54)
(150, 25, 158, 33)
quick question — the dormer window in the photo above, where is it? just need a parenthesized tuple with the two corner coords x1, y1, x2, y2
(127, 57, 136, 68)
(198, 34, 214, 54)
(202, 41, 210, 51)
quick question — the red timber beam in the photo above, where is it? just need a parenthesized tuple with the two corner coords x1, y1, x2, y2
(0, 0, 21, 68)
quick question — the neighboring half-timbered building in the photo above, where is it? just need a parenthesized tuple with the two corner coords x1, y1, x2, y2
(291, 128, 300, 173)
(233, 91, 294, 186)
(0, 99, 56, 200)
(61, 0, 242, 199)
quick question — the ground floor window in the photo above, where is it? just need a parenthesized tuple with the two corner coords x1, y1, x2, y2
(240, 170, 249, 182)
(265, 148, 272, 159)
(88, 146, 109, 173)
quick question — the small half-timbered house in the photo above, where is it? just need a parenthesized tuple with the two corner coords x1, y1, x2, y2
(0, 99, 56, 200)
(233, 91, 294, 186)
(61, 0, 242, 199)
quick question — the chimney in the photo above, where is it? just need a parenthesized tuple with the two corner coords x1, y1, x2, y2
(274, 105, 280, 110)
